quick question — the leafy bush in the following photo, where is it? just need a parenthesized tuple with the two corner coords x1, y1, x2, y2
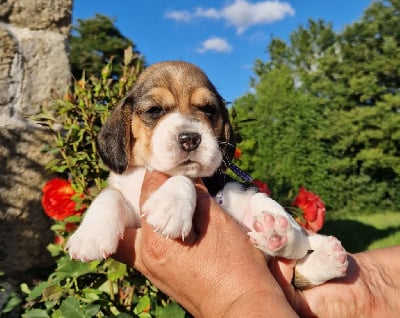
(19, 49, 187, 317)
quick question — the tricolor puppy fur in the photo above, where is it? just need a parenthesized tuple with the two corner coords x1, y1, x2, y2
(67, 61, 348, 289)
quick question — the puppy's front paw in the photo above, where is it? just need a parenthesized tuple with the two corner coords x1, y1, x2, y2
(295, 235, 348, 287)
(67, 221, 123, 262)
(142, 176, 195, 239)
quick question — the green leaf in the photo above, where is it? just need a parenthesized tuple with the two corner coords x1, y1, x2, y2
(116, 314, 133, 318)
(60, 297, 85, 318)
(42, 284, 63, 302)
(20, 283, 31, 295)
(82, 288, 101, 302)
(1, 291, 21, 313)
(84, 303, 101, 317)
(22, 309, 50, 318)
(64, 215, 82, 223)
(56, 258, 96, 279)
(98, 279, 117, 296)
(44, 158, 61, 170)
(50, 223, 67, 232)
(51, 165, 69, 173)
(134, 295, 150, 314)
(25, 281, 49, 301)
(106, 259, 127, 281)
(47, 243, 64, 257)
(157, 302, 186, 318)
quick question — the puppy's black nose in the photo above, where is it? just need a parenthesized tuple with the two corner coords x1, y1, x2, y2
(178, 132, 201, 152)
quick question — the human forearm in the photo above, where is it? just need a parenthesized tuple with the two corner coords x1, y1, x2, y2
(356, 246, 400, 316)
(221, 290, 298, 318)
(293, 246, 400, 318)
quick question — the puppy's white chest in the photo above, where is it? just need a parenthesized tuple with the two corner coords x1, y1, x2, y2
(108, 167, 146, 214)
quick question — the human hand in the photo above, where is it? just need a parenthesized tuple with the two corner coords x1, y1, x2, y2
(270, 246, 400, 317)
(114, 171, 297, 317)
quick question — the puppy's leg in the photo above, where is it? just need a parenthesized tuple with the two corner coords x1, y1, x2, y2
(220, 182, 310, 259)
(220, 183, 348, 287)
(142, 175, 195, 239)
(294, 234, 348, 289)
(67, 188, 139, 261)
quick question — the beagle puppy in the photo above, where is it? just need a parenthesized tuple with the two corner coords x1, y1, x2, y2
(67, 61, 347, 288)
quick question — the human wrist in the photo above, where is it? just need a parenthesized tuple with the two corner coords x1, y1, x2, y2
(220, 290, 298, 318)
(196, 274, 297, 318)
(356, 248, 400, 316)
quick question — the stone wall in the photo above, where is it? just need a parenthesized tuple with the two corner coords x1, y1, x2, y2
(0, 0, 72, 286)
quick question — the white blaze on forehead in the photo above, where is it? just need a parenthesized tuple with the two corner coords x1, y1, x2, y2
(148, 112, 222, 177)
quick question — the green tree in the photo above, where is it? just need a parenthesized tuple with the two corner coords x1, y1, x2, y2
(233, 63, 329, 205)
(233, 0, 400, 212)
(299, 0, 400, 212)
(70, 14, 144, 79)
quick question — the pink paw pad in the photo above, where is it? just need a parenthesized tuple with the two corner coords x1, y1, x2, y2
(327, 236, 348, 275)
(248, 212, 290, 253)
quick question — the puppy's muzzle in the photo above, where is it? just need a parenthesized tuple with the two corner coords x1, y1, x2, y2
(178, 132, 201, 152)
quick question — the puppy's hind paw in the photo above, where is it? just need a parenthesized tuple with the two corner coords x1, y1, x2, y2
(248, 212, 289, 254)
(295, 235, 348, 287)
(245, 193, 310, 259)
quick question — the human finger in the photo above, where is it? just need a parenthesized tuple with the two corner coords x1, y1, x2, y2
(269, 257, 297, 304)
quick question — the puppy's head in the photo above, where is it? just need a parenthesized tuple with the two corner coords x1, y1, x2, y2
(97, 61, 235, 178)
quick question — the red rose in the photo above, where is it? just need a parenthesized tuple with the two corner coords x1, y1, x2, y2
(252, 179, 272, 196)
(234, 147, 242, 159)
(292, 186, 325, 232)
(41, 179, 85, 221)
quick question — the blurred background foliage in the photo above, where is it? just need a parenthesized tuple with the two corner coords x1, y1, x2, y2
(233, 0, 400, 213)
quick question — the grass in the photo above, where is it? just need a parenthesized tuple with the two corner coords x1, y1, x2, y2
(321, 211, 400, 253)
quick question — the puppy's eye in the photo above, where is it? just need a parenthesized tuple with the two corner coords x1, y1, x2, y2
(200, 105, 217, 118)
(145, 106, 164, 119)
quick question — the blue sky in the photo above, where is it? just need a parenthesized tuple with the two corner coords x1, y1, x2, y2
(73, 0, 371, 103)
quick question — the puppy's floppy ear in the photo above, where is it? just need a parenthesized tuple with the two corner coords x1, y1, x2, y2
(96, 96, 134, 174)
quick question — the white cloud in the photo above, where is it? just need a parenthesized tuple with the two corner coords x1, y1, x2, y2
(194, 7, 221, 19)
(164, 10, 192, 22)
(165, 0, 295, 33)
(222, 0, 295, 34)
(197, 37, 233, 53)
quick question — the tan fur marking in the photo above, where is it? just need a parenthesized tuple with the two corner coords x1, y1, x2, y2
(147, 87, 175, 109)
(294, 269, 316, 290)
(191, 87, 218, 107)
(131, 115, 153, 167)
